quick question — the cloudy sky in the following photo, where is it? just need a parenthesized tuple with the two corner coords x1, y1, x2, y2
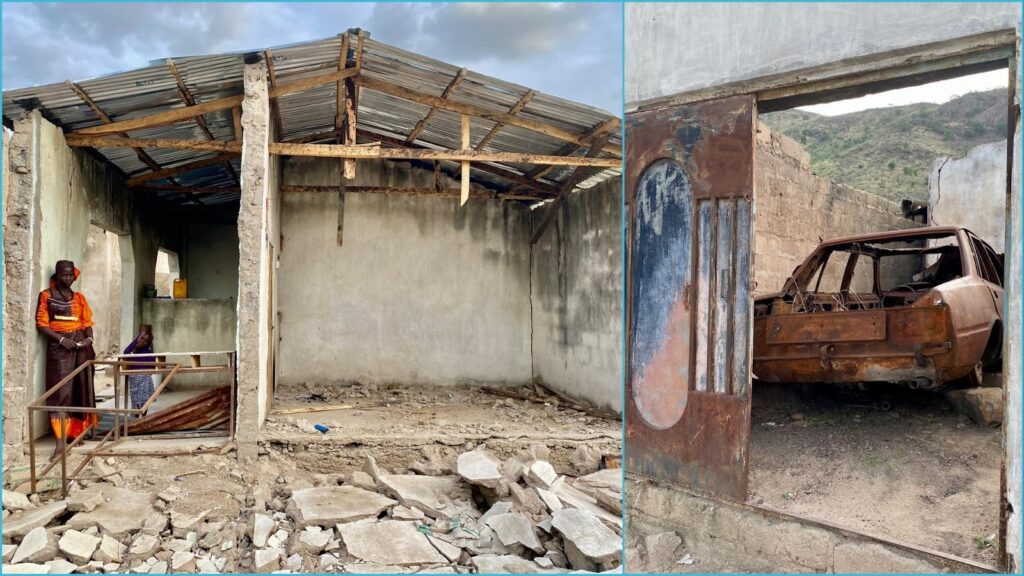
(2, 2, 623, 113)
(800, 69, 1008, 116)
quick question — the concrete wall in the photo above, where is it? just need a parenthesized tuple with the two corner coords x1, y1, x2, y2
(929, 140, 1007, 252)
(80, 227, 123, 356)
(277, 157, 533, 388)
(2, 112, 163, 458)
(531, 177, 622, 413)
(180, 223, 239, 299)
(141, 298, 237, 386)
(754, 123, 922, 296)
(626, 3, 1021, 106)
(628, 480, 988, 573)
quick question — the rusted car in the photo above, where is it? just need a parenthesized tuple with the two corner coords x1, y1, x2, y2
(753, 227, 1003, 388)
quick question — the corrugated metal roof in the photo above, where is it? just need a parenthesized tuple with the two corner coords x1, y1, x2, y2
(3, 31, 620, 206)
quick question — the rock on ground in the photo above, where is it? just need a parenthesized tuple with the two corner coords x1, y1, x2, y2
(66, 488, 156, 537)
(2, 489, 33, 512)
(456, 450, 503, 489)
(2, 562, 52, 573)
(11, 527, 56, 564)
(287, 486, 397, 527)
(252, 513, 275, 548)
(379, 474, 469, 519)
(337, 520, 447, 565)
(945, 387, 1003, 426)
(485, 513, 544, 553)
(551, 509, 622, 564)
(526, 461, 558, 489)
(58, 529, 101, 564)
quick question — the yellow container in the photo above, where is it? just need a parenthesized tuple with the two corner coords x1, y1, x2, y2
(172, 278, 188, 299)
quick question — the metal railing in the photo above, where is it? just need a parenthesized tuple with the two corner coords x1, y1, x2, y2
(25, 350, 236, 497)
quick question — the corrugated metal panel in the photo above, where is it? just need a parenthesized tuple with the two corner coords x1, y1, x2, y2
(2, 30, 620, 204)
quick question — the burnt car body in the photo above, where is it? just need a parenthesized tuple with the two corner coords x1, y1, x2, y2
(753, 227, 1003, 388)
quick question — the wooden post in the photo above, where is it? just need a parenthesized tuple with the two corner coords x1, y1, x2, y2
(461, 114, 471, 206)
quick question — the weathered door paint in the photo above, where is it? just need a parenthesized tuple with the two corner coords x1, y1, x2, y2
(626, 95, 756, 500)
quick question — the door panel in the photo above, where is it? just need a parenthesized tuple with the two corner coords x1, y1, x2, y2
(626, 95, 756, 500)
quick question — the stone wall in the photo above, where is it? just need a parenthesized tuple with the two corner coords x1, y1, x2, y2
(753, 123, 922, 296)
(929, 140, 1007, 252)
(531, 177, 623, 413)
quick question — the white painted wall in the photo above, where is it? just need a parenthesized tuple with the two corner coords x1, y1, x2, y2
(929, 140, 1007, 252)
(626, 3, 1020, 106)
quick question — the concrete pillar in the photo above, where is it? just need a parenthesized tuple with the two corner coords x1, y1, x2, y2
(1004, 39, 1022, 572)
(2, 112, 41, 465)
(235, 57, 272, 463)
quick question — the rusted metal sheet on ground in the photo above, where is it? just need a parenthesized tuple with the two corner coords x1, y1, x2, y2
(626, 95, 755, 501)
(126, 386, 231, 434)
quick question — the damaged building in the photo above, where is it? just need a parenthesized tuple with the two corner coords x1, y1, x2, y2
(1, 30, 624, 573)
(625, 3, 1021, 574)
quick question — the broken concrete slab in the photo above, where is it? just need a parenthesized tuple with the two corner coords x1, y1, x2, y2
(502, 459, 526, 483)
(348, 471, 377, 492)
(252, 513, 274, 548)
(339, 563, 411, 574)
(169, 550, 195, 573)
(93, 534, 125, 564)
(509, 482, 547, 516)
(535, 487, 564, 513)
(526, 461, 558, 489)
(551, 509, 621, 564)
(554, 482, 622, 529)
(594, 488, 622, 516)
(195, 556, 219, 574)
(11, 527, 57, 564)
(67, 487, 104, 513)
(45, 558, 77, 574)
(66, 488, 156, 537)
(478, 501, 513, 527)
(574, 469, 621, 496)
(2, 489, 33, 512)
(426, 534, 462, 562)
(485, 513, 544, 553)
(2, 562, 52, 573)
(58, 529, 101, 564)
(392, 505, 426, 522)
(170, 509, 210, 538)
(253, 548, 282, 573)
(290, 527, 331, 555)
(2, 544, 16, 563)
(287, 486, 397, 527)
(2, 500, 68, 539)
(472, 554, 566, 573)
(125, 534, 160, 561)
(379, 474, 470, 519)
(456, 450, 503, 489)
(337, 520, 446, 565)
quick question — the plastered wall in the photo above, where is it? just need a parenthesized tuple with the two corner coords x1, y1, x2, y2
(276, 158, 533, 389)
(929, 140, 1007, 252)
(531, 177, 623, 413)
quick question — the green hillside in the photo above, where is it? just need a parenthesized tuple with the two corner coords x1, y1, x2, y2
(760, 89, 1008, 202)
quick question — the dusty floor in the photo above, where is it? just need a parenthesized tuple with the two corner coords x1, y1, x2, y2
(748, 381, 1001, 564)
(261, 383, 621, 475)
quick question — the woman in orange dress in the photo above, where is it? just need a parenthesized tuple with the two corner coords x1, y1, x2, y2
(35, 260, 98, 455)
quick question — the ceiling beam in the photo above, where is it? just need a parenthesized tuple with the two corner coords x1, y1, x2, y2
(71, 67, 360, 136)
(166, 59, 238, 185)
(125, 154, 238, 187)
(523, 117, 619, 183)
(64, 80, 175, 183)
(135, 184, 241, 194)
(405, 67, 467, 145)
(268, 141, 621, 167)
(530, 130, 615, 244)
(66, 135, 242, 153)
(357, 76, 621, 157)
(474, 89, 536, 151)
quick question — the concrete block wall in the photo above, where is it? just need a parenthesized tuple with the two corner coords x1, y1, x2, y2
(753, 123, 922, 296)
(531, 177, 623, 414)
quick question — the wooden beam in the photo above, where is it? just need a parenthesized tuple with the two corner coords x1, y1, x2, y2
(405, 68, 467, 145)
(342, 32, 364, 180)
(64, 80, 171, 178)
(166, 59, 238, 186)
(474, 89, 535, 151)
(125, 154, 238, 187)
(72, 67, 360, 136)
(357, 76, 621, 156)
(281, 184, 502, 199)
(264, 50, 285, 139)
(66, 135, 242, 153)
(135, 185, 241, 194)
(231, 107, 243, 142)
(460, 113, 471, 206)
(166, 59, 216, 141)
(268, 142, 621, 167)
(523, 117, 619, 182)
(335, 34, 351, 190)
(530, 131, 614, 245)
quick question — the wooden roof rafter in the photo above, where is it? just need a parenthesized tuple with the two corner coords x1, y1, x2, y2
(405, 67, 467, 145)
(64, 80, 177, 185)
(166, 58, 239, 187)
(474, 89, 536, 151)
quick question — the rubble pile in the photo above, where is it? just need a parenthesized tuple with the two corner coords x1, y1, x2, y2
(3, 447, 623, 573)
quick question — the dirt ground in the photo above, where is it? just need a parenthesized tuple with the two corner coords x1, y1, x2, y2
(261, 382, 622, 475)
(748, 381, 1001, 564)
